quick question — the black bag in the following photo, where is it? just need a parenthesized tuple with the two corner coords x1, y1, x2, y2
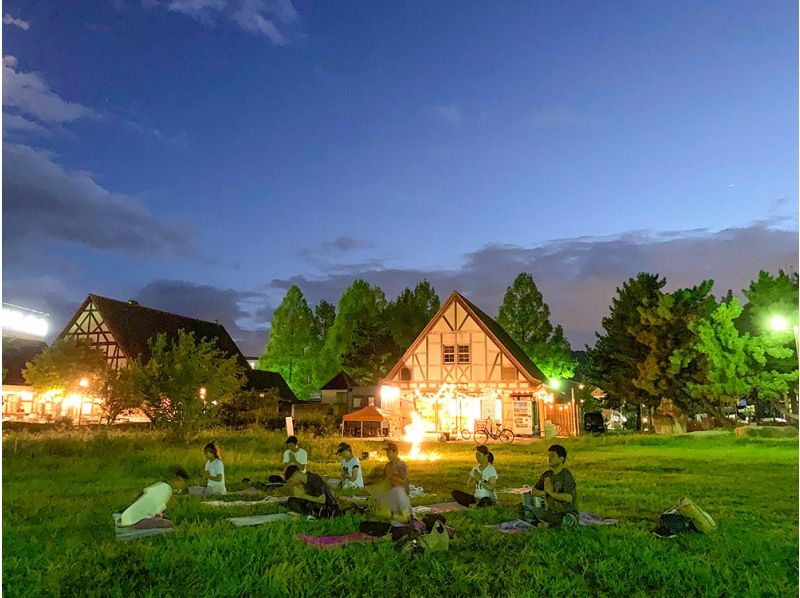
(653, 513, 696, 538)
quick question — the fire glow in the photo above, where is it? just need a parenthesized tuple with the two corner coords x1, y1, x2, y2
(402, 411, 440, 461)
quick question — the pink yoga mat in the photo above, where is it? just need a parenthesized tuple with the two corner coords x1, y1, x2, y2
(295, 532, 379, 548)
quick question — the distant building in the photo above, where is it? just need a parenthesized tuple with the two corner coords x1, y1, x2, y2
(20, 294, 298, 423)
(2, 304, 49, 421)
(320, 371, 377, 410)
(380, 291, 580, 437)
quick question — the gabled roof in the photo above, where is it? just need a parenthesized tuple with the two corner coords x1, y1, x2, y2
(244, 369, 298, 403)
(321, 371, 357, 391)
(57, 294, 297, 402)
(2, 337, 48, 386)
(384, 291, 548, 386)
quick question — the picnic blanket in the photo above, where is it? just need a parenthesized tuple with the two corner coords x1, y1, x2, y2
(227, 513, 297, 527)
(204, 496, 289, 507)
(489, 512, 619, 533)
(295, 532, 379, 548)
(413, 502, 468, 515)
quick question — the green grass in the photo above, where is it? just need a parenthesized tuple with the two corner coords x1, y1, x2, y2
(3, 429, 798, 597)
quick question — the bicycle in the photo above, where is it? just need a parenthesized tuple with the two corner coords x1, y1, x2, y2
(473, 422, 515, 444)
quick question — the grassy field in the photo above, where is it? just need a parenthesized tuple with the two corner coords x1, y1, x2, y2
(3, 428, 798, 597)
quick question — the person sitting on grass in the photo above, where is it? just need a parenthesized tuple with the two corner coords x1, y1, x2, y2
(266, 436, 308, 484)
(284, 464, 341, 518)
(336, 442, 364, 489)
(451, 445, 498, 508)
(524, 444, 578, 528)
(370, 442, 412, 523)
(188, 441, 227, 495)
(116, 467, 189, 529)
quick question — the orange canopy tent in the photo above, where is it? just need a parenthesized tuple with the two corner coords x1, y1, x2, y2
(342, 405, 390, 437)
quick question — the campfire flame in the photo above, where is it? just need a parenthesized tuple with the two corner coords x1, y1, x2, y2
(402, 411, 440, 461)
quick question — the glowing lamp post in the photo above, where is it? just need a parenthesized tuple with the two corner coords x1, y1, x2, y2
(769, 315, 799, 355)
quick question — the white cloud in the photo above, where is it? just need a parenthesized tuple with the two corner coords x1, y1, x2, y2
(2, 113, 49, 134)
(2, 56, 96, 124)
(154, 0, 298, 44)
(431, 104, 462, 125)
(3, 14, 30, 30)
(523, 105, 589, 128)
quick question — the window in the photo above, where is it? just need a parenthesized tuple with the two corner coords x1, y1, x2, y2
(352, 397, 362, 408)
(458, 345, 470, 364)
(501, 366, 517, 380)
(443, 345, 455, 364)
(400, 367, 412, 381)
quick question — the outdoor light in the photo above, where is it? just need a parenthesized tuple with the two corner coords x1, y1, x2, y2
(549, 379, 562, 390)
(1, 306, 49, 338)
(199, 387, 207, 399)
(79, 378, 89, 388)
(380, 385, 400, 402)
(578, 384, 585, 390)
(770, 315, 789, 332)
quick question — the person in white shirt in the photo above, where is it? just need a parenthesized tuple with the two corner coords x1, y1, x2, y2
(451, 445, 498, 507)
(336, 442, 364, 489)
(203, 441, 226, 494)
(268, 436, 308, 483)
(116, 467, 189, 529)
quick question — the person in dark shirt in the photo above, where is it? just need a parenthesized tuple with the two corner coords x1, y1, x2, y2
(526, 444, 578, 528)
(383, 442, 410, 493)
(284, 464, 341, 517)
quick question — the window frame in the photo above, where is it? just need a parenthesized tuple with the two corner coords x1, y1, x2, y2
(443, 345, 455, 364)
(457, 344, 470, 364)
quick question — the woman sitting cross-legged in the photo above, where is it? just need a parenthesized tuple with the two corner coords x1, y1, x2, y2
(451, 445, 498, 508)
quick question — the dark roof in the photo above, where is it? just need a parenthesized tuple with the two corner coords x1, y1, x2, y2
(458, 293, 549, 383)
(58, 294, 296, 402)
(244, 369, 298, 403)
(321, 371, 357, 391)
(2, 337, 48, 386)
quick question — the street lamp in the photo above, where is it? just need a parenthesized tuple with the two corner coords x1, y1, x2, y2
(770, 315, 799, 355)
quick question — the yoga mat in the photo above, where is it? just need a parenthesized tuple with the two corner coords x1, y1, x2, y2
(115, 527, 173, 541)
(228, 513, 297, 527)
(295, 532, 379, 548)
(499, 486, 533, 495)
(204, 496, 289, 507)
(489, 512, 619, 533)
(413, 502, 468, 515)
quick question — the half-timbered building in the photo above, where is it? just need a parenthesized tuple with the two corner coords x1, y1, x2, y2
(55, 294, 297, 421)
(380, 291, 580, 437)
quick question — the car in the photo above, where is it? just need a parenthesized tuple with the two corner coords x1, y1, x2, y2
(584, 411, 607, 433)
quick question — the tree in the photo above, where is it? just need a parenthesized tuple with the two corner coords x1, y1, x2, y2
(132, 330, 245, 430)
(497, 273, 574, 380)
(258, 285, 318, 400)
(583, 273, 666, 428)
(340, 319, 402, 385)
(670, 297, 752, 422)
(218, 387, 281, 428)
(632, 280, 716, 413)
(95, 366, 140, 425)
(313, 300, 336, 345)
(736, 270, 799, 416)
(317, 279, 392, 386)
(385, 280, 441, 351)
(23, 338, 108, 394)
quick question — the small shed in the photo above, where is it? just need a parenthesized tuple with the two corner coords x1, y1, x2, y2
(342, 405, 391, 438)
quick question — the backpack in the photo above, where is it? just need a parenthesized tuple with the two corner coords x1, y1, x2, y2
(418, 520, 450, 552)
(674, 497, 717, 534)
(653, 513, 696, 538)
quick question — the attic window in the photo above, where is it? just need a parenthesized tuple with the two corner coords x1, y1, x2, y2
(458, 345, 470, 364)
(400, 367, 412, 381)
(443, 345, 455, 364)
(501, 366, 517, 381)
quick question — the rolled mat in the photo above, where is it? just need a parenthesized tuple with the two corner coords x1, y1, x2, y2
(295, 532, 380, 548)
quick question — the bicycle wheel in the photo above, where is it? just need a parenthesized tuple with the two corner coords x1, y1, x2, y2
(474, 429, 490, 444)
(460, 429, 472, 441)
(499, 429, 515, 444)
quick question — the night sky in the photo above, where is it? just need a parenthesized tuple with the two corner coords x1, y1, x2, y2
(3, 1, 797, 356)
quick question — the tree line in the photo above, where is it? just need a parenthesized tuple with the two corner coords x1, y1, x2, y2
(259, 275, 577, 399)
(582, 270, 798, 425)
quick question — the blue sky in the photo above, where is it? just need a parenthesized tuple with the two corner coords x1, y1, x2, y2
(3, 0, 798, 354)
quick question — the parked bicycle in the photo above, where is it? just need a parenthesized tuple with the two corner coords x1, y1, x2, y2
(462, 420, 515, 444)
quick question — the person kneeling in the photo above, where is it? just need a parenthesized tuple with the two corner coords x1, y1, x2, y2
(524, 444, 578, 528)
(116, 467, 189, 529)
(451, 445, 498, 508)
(284, 464, 341, 518)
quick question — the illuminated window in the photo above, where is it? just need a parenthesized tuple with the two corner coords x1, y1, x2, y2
(458, 345, 470, 364)
(443, 345, 455, 364)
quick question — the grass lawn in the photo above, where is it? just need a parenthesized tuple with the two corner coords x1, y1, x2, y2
(3, 429, 798, 597)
